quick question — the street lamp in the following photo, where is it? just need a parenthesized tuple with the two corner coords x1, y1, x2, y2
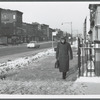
(61, 22, 73, 45)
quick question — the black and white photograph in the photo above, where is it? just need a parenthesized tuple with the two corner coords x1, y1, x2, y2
(0, 1, 100, 96)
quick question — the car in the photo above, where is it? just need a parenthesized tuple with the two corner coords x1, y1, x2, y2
(27, 41, 40, 48)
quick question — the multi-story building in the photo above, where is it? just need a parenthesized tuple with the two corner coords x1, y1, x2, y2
(89, 4, 100, 44)
(32, 22, 41, 30)
(32, 22, 43, 41)
(22, 22, 45, 42)
(88, 4, 100, 76)
(22, 22, 35, 43)
(41, 24, 49, 41)
(0, 8, 23, 44)
(0, 8, 57, 44)
(83, 16, 90, 44)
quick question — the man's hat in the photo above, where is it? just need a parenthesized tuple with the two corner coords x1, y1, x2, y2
(60, 36, 66, 40)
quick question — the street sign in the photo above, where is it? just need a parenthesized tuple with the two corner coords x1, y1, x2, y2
(52, 32, 57, 36)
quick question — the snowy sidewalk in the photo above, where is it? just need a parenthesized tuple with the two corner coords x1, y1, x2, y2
(0, 47, 79, 95)
(72, 77, 100, 95)
(72, 59, 100, 95)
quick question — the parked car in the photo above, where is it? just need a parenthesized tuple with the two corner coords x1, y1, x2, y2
(27, 41, 40, 48)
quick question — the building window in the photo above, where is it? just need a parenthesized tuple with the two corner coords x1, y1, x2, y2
(13, 15, 16, 19)
(2, 14, 7, 19)
(4, 15, 7, 19)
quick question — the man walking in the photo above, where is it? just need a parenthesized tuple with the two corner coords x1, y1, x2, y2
(56, 36, 73, 79)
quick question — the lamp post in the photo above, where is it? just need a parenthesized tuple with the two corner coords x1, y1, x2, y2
(61, 22, 73, 45)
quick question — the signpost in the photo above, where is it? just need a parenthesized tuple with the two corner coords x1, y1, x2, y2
(52, 31, 57, 48)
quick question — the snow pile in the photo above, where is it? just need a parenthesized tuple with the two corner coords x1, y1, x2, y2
(75, 77, 100, 83)
(0, 48, 55, 76)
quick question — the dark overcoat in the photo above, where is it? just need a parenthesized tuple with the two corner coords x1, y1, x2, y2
(56, 42, 73, 72)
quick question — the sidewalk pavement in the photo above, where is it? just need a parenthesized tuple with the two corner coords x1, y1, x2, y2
(72, 60, 100, 95)
(72, 54, 100, 95)
(74, 77, 100, 95)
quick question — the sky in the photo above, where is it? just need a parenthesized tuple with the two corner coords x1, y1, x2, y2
(0, 2, 93, 35)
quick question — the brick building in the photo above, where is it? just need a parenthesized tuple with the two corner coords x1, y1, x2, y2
(32, 22, 44, 41)
(22, 22, 45, 42)
(22, 22, 35, 43)
(32, 22, 41, 30)
(0, 8, 56, 44)
(0, 8, 23, 44)
(41, 24, 49, 41)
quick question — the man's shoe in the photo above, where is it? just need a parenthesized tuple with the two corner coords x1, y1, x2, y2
(62, 76, 66, 79)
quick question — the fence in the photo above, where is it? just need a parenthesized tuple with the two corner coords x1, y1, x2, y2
(78, 38, 95, 77)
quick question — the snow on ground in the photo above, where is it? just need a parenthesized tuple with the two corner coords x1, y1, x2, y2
(69, 76, 100, 95)
(0, 41, 78, 77)
(75, 77, 100, 83)
(0, 48, 55, 76)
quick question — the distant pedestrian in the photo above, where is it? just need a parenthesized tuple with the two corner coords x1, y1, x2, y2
(56, 36, 73, 79)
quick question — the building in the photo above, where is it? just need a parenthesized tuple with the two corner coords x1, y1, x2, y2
(32, 22, 41, 30)
(0, 8, 23, 44)
(0, 8, 59, 44)
(89, 4, 100, 44)
(88, 4, 100, 76)
(22, 22, 45, 42)
(22, 22, 35, 43)
(41, 24, 49, 41)
(32, 22, 44, 41)
(83, 16, 90, 44)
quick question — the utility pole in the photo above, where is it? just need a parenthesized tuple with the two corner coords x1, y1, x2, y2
(71, 22, 72, 45)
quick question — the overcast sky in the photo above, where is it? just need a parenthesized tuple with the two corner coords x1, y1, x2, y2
(0, 2, 93, 35)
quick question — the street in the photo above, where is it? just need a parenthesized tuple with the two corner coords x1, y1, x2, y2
(0, 41, 57, 63)
(0, 42, 57, 55)
(0, 42, 57, 57)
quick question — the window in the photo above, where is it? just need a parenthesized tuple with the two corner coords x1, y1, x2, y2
(4, 15, 7, 19)
(2, 14, 7, 19)
(13, 15, 16, 19)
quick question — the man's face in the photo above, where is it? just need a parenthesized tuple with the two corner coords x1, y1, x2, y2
(61, 39, 65, 43)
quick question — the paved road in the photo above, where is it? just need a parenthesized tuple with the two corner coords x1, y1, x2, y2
(0, 41, 57, 57)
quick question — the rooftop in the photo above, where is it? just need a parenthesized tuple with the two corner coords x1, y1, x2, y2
(0, 8, 23, 14)
(89, 4, 100, 10)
